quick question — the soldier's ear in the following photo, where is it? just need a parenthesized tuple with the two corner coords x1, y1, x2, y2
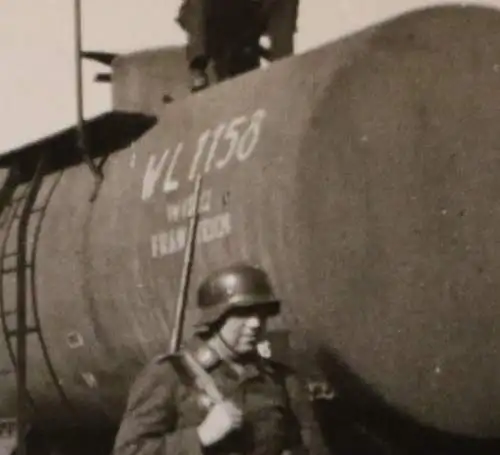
(196, 318, 224, 339)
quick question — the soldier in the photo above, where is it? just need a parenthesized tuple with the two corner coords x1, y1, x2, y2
(113, 263, 322, 455)
(176, 0, 300, 92)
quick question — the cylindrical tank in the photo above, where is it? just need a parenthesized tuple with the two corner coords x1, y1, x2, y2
(1, 4, 500, 443)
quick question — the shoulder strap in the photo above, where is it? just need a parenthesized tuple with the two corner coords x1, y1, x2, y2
(165, 350, 226, 406)
(168, 354, 197, 388)
(182, 351, 225, 404)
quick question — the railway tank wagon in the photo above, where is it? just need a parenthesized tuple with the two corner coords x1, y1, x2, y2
(1, 4, 500, 454)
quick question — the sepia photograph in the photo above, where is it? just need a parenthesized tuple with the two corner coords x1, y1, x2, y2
(1, 1, 500, 454)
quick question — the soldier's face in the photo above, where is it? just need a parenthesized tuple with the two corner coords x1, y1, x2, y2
(219, 309, 267, 354)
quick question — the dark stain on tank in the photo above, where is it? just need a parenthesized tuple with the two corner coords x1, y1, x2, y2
(222, 191, 230, 207)
(0, 367, 13, 376)
(314, 347, 500, 455)
(80, 204, 116, 361)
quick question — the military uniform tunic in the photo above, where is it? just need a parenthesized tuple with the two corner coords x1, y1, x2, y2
(113, 338, 318, 455)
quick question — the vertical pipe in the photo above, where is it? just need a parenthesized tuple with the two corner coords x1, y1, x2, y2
(74, 0, 85, 153)
(73, 0, 102, 193)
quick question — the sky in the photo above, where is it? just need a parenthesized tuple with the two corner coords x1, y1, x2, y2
(1, 0, 499, 153)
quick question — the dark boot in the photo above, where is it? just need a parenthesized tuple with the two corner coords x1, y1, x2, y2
(190, 68, 209, 92)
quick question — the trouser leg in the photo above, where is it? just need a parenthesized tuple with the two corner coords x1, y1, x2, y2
(265, 0, 299, 60)
(177, 0, 211, 91)
(213, 47, 260, 82)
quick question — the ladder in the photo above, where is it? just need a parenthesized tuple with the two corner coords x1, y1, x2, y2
(0, 418, 16, 455)
(0, 154, 75, 455)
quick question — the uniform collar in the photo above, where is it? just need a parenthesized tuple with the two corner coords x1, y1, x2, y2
(182, 336, 220, 371)
(182, 336, 267, 381)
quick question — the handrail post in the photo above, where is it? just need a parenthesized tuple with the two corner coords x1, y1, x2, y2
(74, 0, 103, 201)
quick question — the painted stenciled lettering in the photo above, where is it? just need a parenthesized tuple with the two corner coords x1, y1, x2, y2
(213, 116, 247, 173)
(204, 123, 227, 173)
(237, 110, 266, 161)
(188, 129, 212, 183)
(141, 143, 183, 200)
(163, 143, 182, 193)
(198, 212, 232, 244)
(166, 189, 213, 223)
(141, 149, 170, 200)
(151, 226, 187, 258)
(141, 109, 267, 201)
(151, 212, 232, 258)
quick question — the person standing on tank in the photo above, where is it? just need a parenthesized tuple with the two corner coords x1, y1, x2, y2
(112, 263, 323, 455)
(176, 0, 300, 92)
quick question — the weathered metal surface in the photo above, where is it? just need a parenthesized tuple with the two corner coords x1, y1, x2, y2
(112, 46, 196, 114)
(1, 4, 500, 447)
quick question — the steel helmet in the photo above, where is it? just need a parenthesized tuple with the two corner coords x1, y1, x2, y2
(194, 263, 281, 329)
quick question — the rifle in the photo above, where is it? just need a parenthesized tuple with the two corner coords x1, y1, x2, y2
(169, 175, 228, 405)
(170, 174, 203, 353)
